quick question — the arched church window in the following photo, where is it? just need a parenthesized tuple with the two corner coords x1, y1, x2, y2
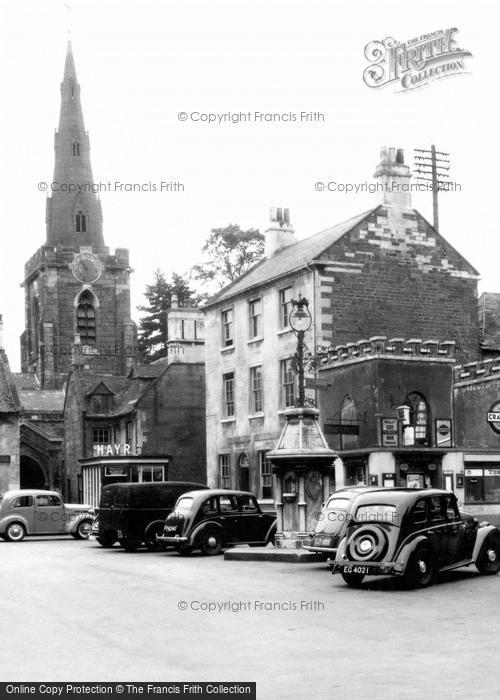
(72, 142, 81, 156)
(404, 392, 430, 446)
(76, 290, 96, 346)
(75, 210, 86, 233)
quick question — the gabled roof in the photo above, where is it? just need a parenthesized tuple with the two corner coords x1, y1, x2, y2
(204, 208, 377, 307)
(203, 204, 479, 309)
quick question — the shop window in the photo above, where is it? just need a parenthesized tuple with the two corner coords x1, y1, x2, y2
(345, 462, 367, 487)
(465, 466, 500, 503)
(403, 392, 430, 446)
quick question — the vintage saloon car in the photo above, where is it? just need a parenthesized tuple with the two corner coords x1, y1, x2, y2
(332, 488, 500, 587)
(0, 489, 94, 542)
(157, 489, 277, 555)
(95, 481, 207, 551)
(303, 486, 384, 556)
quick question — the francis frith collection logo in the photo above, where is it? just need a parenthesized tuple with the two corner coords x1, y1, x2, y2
(363, 28, 472, 92)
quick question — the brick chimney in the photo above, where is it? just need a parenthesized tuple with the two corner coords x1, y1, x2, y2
(0, 314, 3, 350)
(265, 207, 296, 257)
(374, 147, 412, 209)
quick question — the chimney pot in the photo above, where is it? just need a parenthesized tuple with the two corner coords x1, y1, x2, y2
(396, 148, 404, 164)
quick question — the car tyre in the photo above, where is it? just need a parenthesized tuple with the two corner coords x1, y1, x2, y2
(145, 523, 166, 551)
(199, 528, 223, 556)
(341, 572, 365, 587)
(96, 532, 117, 548)
(74, 519, 93, 540)
(405, 546, 435, 588)
(476, 533, 500, 575)
(5, 522, 26, 542)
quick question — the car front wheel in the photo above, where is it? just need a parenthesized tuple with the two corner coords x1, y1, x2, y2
(74, 519, 93, 540)
(405, 546, 435, 588)
(341, 572, 365, 587)
(476, 534, 500, 575)
(199, 528, 223, 556)
(5, 522, 26, 542)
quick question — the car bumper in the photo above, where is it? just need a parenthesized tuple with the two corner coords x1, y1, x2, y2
(332, 560, 405, 576)
(157, 535, 188, 544)
(302, 545, 338, 554)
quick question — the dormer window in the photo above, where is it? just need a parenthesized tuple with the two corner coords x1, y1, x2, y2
(75, 210, 86, 233)
(72, 141, 81, 156)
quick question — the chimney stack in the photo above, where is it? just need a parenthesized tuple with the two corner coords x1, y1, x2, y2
(265, 207, 296, 257)
(374, 146, 412, 209)
(0, 314, 4, 350)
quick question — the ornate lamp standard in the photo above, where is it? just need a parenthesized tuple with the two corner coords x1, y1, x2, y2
(289, 297, 312, 407)
(267, 297, 337, 550)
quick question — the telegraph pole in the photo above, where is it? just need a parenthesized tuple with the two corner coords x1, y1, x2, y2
(414, 145, 450, 232)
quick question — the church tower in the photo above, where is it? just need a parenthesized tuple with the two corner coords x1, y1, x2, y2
(21, 42, 136, 388)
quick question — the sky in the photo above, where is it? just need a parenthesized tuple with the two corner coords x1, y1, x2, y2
(1, 0, 499, 370)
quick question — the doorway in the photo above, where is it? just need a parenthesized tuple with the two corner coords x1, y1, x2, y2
(238, 453, 250, 492)
(20, 456, 47, 489)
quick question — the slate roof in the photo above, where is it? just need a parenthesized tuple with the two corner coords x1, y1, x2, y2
(78, 363, 170, 417)
(479, 293, 500, 350)
(203, 208, 377, 308)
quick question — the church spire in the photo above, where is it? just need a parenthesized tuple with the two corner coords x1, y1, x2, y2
(46, 41, 105, 251)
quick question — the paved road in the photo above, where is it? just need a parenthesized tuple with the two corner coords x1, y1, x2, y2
(0, 537, 498, 700)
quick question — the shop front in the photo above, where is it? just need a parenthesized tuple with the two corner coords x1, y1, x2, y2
(79, 454, 171, 507)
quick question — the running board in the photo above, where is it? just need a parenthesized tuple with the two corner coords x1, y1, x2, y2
(438, 559, 474, 573)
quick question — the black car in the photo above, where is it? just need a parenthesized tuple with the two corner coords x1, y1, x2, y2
(332, 488, 500, 588)
(95, 481, 207, 551)
(303, 487, 384, 556)
(157, 489, 277, 555)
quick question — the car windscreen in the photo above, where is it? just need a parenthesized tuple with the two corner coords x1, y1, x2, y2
(354, 504, 398, 525)
(175, 496, 194, 513)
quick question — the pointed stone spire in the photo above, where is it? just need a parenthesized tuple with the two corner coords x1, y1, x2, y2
(46, 42, 105, 251)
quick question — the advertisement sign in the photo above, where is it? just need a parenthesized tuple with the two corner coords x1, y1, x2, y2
(435, 419, 452, 447)
(382, 418, 398, 447)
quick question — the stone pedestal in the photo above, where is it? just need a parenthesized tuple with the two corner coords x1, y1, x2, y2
(267, 407, 336, 549)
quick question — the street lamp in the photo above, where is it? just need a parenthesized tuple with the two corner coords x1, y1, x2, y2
(289, 297, 312, 407)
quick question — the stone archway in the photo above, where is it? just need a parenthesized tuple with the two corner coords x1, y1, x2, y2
(20, 456, 47, 490)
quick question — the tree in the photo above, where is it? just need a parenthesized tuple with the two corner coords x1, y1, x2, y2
(190, 224, 264, 296)
(137, 270, 194, 362)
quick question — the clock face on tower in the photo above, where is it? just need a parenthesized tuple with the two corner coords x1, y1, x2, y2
(71, 252, 103, 285)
